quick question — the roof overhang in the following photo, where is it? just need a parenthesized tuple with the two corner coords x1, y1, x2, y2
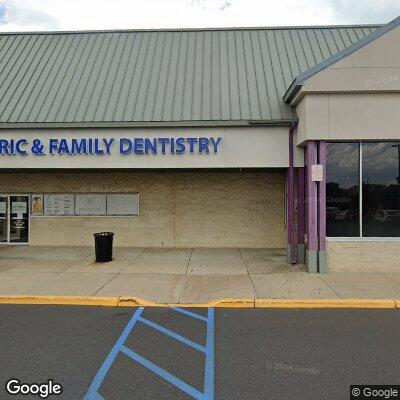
(283, 15, 400, 105)
(0, 119, 295, 130)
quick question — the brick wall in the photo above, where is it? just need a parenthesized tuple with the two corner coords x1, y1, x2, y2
(0, 171, 286, 248)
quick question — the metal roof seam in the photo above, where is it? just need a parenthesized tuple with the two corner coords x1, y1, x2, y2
(90, 32, 124, 122)
(111, 32, 141, 121)
(175, 32, 189, 121)
(160, 31, 179, 122)
(66, 33, 107, 122)
(79, 33, 116, 122)
(122, 32, 151, 121)
(41, 33, 87, 122)
(12, 34, 64, 122)
(54, 33, 97, 122)
(254, 30, 272, 119)
(260, 30, 280, 119)
(145, 31, 168, 121)
(246, 30, 261, 120)
(94, 32, 129, 121)
(0, 35, 38, 120)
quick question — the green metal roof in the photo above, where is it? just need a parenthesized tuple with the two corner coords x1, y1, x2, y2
(0, 25, 379, 128)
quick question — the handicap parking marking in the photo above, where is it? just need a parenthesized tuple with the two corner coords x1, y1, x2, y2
(84, 307, 214, 400)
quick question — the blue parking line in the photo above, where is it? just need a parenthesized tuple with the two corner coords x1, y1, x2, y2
(138, 316, 206, 353)
(84, 306, 214, 400)
(86, 392, 106, 400)
(204, 308, 214, 399)
(171, 307, 208, 322)
(120, 345, 205, 400)
(83, 307, 144, 400)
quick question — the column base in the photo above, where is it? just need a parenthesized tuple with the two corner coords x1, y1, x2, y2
(306, 250, 318, 273)
(287, 244, 296, 264)
(318, 251, 328, 274)
(297, 244, 305, 264)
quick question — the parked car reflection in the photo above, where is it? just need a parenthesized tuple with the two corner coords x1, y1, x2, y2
(373, 210, 400, 223)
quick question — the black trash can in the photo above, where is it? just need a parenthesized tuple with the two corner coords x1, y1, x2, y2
(93, 232, 114, 262)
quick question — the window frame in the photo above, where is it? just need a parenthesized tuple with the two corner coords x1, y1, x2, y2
(327, 140, 400, 240)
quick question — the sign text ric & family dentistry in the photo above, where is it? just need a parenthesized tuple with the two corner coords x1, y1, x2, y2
(0, 137, 223, 156)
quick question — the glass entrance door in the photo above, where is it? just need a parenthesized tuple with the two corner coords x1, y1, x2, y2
(0, 195, 29, 244)
(9, 196, 29, 244)
(0, 196, 8, 243)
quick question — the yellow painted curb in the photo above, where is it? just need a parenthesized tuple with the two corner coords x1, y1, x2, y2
(0, 296, 397, 309)
(209, 298, 255, 308)
(117, 297, 160, 307)
(117, 298, 255, 308)
(255, 299, 397, 308)
(170, 299, 254, 308)
(0, 295, 119, 307)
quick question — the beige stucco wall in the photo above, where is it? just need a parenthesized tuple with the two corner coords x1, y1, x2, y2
(295, 93, 400, 145)
(327, 240, 400, 272)
(293, 24, 400, 145)
(297, 25, 400, 95)
(0, 171, 286, 248)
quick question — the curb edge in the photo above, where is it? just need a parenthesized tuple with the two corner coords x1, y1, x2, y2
(0, 296, 398, 308)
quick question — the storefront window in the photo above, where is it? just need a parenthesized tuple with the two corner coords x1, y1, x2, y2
(326, 143, 360, 236)
(362, 142, 400, 237)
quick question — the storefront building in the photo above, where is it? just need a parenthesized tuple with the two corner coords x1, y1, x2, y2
(0, 16, 399, 273)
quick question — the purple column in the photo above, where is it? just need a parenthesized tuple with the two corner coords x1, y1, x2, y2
(296, 167, 305, 263)
(318, 141, 328, 273)
(297, 167, 305, 245)
(287, 124, 296, 264)
(318, 141, 326, 252)
(306, 141, 318, 272)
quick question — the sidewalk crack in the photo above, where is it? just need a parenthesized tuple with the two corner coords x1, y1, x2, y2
(239, 248, 260, 299)
(178, 248, 193, 304)
(93, 272, 120, 296)
(120, 247, 147, 273)
(381, 271, 400, 289)
(319, 275, 343, 298)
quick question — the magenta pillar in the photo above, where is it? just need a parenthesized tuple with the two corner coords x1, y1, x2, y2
(296, 167, 305, 263)
(318, 141, 327, 273)
(306, 141, 318, 272)
(287, 124, 296, 264)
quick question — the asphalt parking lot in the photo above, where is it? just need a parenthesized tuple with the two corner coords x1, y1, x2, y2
(0, 305, 399, 399)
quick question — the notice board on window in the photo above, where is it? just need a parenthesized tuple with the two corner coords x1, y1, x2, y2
(44, 194, 75, 215)
(75, 194, 107, 215)
(106, 194, 139, 215)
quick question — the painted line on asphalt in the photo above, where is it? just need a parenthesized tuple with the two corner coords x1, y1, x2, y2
(204, 307, 214, 399)
(120, 345, 205, 400)
(84, 307, 145, 400)
(171, 306, 208, 321)
(84, 306, 215, 400)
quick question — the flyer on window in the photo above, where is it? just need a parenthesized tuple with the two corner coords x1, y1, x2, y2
(31, 194, 43, 215)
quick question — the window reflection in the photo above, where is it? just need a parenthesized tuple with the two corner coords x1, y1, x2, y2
(326, 143, 360, 236)
(362, 142, 400, 237)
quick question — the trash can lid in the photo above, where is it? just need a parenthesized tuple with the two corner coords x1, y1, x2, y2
(93, 232, 114, 237)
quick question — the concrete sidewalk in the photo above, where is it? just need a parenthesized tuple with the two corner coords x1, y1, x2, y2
(0, 246, 400, 304)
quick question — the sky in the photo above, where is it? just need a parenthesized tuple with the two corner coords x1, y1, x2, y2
(0, 0, 399, 32)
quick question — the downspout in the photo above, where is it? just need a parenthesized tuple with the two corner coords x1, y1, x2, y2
(288, 122, 297, 264)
